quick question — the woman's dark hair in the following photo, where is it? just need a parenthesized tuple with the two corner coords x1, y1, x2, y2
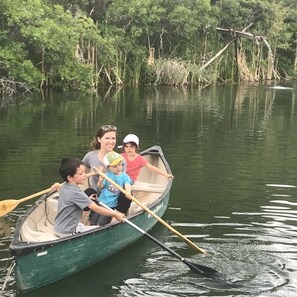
(59, 158, 84, 182)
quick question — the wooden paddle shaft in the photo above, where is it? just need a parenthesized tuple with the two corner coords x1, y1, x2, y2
(95, 168, 206, 255)
(0, 171, 99, 217)
(16, 171, 99, 204)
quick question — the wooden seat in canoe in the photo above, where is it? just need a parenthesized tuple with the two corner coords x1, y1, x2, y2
(131, 182, 166, 193)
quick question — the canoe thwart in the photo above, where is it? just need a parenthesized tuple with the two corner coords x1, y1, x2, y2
(131, 181, 166, 193)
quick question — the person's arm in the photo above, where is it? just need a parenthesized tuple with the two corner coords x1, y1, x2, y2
(145, 163, 174, 179)
(124, 183, 132, 198)
(97, 176, 105, 189)
(80, 210, 89, 223)
(88, 202, 125, 222)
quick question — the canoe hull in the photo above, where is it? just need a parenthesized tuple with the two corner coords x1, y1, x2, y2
(14, 195, 169, 292)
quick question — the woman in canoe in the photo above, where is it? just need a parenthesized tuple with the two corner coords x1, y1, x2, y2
(82, 124, 120, 191)
(83, 125, 131, 223)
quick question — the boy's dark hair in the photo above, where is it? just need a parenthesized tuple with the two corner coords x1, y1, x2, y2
(59, 158, 84, 182)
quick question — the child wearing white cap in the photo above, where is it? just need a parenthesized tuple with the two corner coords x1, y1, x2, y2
(121, 134, 174, 182)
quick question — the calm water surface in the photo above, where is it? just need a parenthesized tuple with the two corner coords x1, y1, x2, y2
(1, 83, 297, 296)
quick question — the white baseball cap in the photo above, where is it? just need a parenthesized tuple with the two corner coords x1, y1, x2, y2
(122, 134, 139, 147)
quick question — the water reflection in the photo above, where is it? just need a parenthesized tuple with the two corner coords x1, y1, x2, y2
(1, 83, 297, 296)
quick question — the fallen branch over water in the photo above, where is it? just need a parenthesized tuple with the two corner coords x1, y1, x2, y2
(0, 79, 31, 97)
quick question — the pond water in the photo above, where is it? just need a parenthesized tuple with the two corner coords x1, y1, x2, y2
(1, 83, 297, 296)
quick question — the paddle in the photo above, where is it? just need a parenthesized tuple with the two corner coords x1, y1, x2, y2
(94, 168, 206, 255)
(0, 172, 99, 217)
(99, 201, 218, 277)
(119, 214, 240, 288)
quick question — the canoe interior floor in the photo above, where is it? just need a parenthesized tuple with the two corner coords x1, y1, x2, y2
(20, 184, 166, 243)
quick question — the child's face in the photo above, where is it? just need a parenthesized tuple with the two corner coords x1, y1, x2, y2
(124, 143, 137, 153)
(70, 164, 86, 185)
(108, 162, 123, 175)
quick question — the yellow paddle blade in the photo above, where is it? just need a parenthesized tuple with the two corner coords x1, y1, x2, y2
(0, 199, 20, 217)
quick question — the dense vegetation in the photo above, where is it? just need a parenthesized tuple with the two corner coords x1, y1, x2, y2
(0, 0, 296, 95)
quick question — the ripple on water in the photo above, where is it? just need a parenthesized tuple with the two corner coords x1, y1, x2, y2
(111, 235, 294, 297)
(120, 193, 297, 297)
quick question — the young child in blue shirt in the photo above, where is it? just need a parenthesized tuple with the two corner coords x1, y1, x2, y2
(89, 152, 132, 226)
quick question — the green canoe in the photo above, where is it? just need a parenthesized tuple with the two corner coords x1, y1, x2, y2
(10, 146, 173, 293)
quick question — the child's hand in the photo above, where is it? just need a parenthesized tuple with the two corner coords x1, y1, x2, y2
(51, 182, 60, 192)
(114, 211, 125, 222)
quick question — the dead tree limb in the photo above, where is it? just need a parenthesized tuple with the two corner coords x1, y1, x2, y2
(216, 27, 266, 43)
(199, 40, 235, 71)
(199, 23, 254, 71)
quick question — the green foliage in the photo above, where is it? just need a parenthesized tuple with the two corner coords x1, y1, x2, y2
(0, 0, 297, 95)
(55, 61, 94, 91)
(0, 42, 43, 89)
(0, 0, 101, 93)
(167, 0, 212, 35)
